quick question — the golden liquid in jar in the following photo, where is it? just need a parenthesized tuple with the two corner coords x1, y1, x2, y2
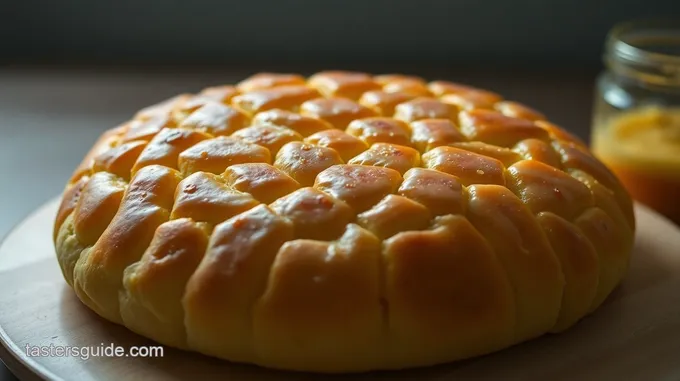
(592, 107, 680, 225)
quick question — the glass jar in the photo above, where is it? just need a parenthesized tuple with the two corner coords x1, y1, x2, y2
(591, 19, 680, 225)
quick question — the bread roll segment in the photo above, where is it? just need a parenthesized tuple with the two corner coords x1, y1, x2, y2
(53, 71, 636, 373)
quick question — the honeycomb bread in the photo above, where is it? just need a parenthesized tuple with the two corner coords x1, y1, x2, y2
(53, 71, 636, 373)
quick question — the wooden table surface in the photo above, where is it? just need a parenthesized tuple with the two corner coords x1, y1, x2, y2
(0, 66, 598, 380)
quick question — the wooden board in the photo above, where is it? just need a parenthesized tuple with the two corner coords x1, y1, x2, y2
(1, 198, 680, 381)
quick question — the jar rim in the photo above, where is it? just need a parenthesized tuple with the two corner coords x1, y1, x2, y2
(605, 19, 680, 86)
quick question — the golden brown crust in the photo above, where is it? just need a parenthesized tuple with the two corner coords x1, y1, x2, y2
(300, 97, 378, 129)
(410, 119, 466, 152)
(394, 97, 458, 123)
(177, 102, 251, 137)
(304, 129, 368, 162)
(121, 115, 173, 143)
(236, 73, 306, 93)
(252, 109, 333, 137)
(346, 117, 412, 147)
(177, 136, 271, 176)
(120, 218, 210, 347)
(359, 90, 417, 116)
(232, 85, 320, 114)
(54, 71, 636, 373)
(309, 71, 381, 100)
(384, 215, 515, 363)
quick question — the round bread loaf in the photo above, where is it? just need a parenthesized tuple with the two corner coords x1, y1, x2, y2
(53, 71, 636, 373)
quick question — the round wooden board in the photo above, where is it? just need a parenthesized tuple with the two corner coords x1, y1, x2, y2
(2, 198, 680, 381)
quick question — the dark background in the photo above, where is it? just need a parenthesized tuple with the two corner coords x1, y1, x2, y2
(2, 0, 679, 69)
(1, 1, 679, 380)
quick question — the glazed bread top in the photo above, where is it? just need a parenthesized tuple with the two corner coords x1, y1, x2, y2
(56, 72, 634, 237)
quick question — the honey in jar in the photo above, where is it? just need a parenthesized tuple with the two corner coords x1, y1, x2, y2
(592, 107, 680, 223)
(591, 19, 680, 224)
